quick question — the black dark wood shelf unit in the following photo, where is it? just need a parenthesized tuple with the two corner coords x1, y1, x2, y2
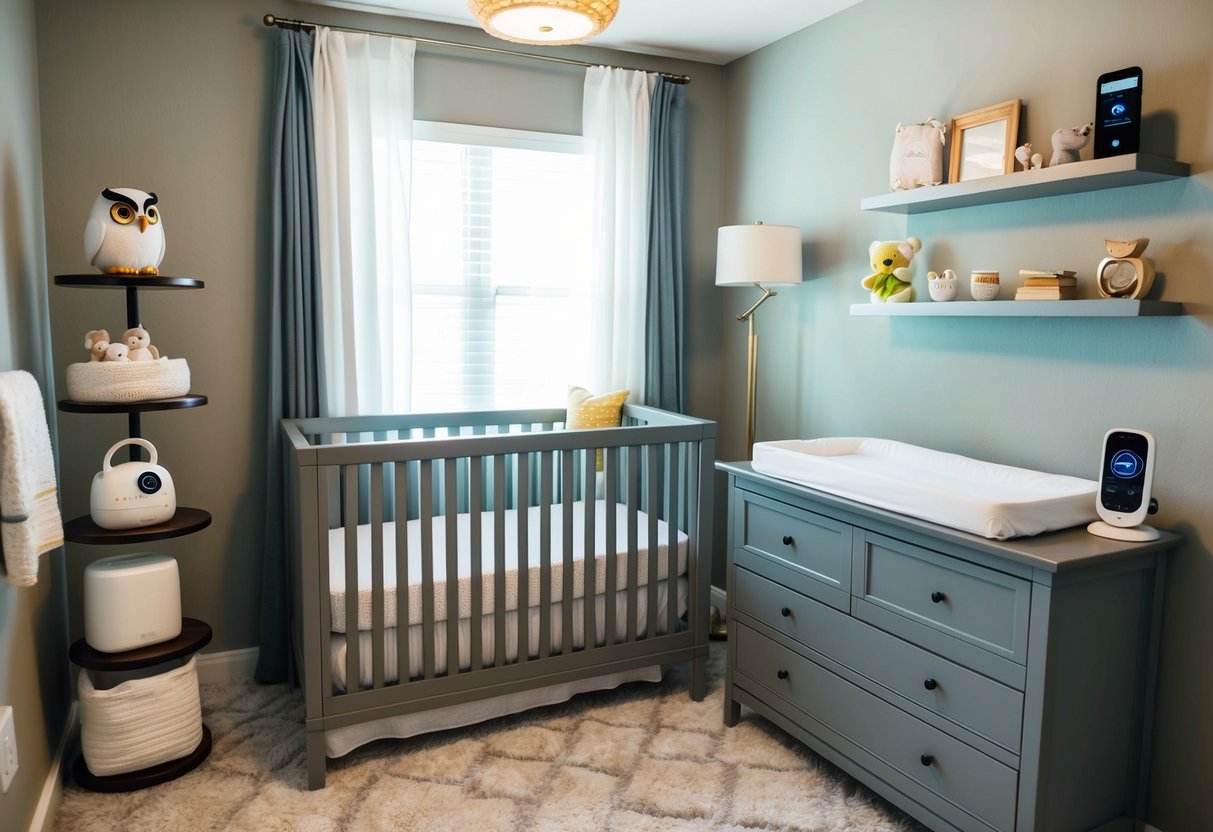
(63, 507, 212, 545)
(58, 394, 208, 414)
(54, 274, 204, 290)
(72, 726, 211, 793)
(69, 618, 213, 671)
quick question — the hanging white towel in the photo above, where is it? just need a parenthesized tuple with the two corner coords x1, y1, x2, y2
(0, 370, 64, 586)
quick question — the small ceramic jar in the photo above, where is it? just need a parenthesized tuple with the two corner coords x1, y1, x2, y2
(928, 270, 958, 302)
(970, 270, 1000, 301)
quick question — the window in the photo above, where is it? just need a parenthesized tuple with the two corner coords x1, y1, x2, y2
(409, 122, 593, 412)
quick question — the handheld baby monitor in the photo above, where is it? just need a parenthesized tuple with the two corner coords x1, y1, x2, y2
(1087, 428, 1159, 541)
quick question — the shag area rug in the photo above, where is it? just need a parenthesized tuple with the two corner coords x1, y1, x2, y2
(55, 643, 925, 831)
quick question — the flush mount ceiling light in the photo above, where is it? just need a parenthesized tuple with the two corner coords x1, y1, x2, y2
(467, 0, 619, 46)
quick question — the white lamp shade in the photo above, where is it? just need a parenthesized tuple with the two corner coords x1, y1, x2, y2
(716, 223, 803, 287)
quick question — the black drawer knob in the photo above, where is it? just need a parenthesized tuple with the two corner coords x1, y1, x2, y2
(923, 678, 938, 691)
(782, 535, 794, 546)
(777, 669, 789, 680)
(780, 607, 792, 618)
(931, 591, 946, 604)
(920, 754, 934, 767)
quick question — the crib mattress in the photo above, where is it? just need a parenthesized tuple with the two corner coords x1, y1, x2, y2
(331, 578, 684, 690)
(328, 499, 687, 632)
(751, 438, 1098, 539)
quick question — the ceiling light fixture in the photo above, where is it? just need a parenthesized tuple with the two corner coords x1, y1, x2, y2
(467, 0, 619, 46)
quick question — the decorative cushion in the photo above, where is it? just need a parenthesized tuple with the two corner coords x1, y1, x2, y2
(567, 385, 628, 470)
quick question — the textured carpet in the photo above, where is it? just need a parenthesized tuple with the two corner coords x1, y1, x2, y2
(55, 643, 926, 831)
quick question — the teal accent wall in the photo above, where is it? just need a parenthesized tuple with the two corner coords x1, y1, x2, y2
(0, 0, 73, 827)
(719, 0, 1213, 828)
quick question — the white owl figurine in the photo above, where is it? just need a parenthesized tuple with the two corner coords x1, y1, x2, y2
(83, 187, 166, 275)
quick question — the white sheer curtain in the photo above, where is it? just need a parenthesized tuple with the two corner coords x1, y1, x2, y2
(583, 67, 654, 398)
(313, 29, 416, 416)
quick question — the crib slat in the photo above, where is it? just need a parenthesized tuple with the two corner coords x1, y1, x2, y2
(420, 459, 436, 680)
(444, 457, 460, 678)
(560, 450, 574, 654)
(647, 444, 659, 640)
(604, 446, 617, 647)
(626, 445, 640, 643)
(343, 465, 360, 692)
(470, 456, 483, 673)
(370, 463, 385, 689)
(582, 449, 596, 652)
(538, 451, 553, 659)
(515, 451, 530, 666)
(493, 455, 507, 668)
(666, 443, 681, 637)
(395, 461, 410, 684)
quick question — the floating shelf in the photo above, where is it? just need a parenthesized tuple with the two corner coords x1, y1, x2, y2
(849, 299, 1183, 317)
(860, 154, 1190, 214)
(63, 507, 213, 545)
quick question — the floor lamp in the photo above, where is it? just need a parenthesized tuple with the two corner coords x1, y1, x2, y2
(716, 222, 803, 459)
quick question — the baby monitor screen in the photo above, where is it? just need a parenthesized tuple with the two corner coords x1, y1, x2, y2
(1095, 67, 1142, 157)
(1101, 431, 1149, 513)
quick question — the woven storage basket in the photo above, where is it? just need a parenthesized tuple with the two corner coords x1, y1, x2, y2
(66, 357, 190, 403)
(78, 656, 203, 776)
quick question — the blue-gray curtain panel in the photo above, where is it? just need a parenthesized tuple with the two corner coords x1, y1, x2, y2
(644, 76, 688, 412)
(256, 26, 324, 684)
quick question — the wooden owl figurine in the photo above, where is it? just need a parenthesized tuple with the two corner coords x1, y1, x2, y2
(84, 187, 165, 275)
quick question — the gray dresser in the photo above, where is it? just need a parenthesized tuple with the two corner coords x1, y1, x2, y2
(719, 462, 1176, 832)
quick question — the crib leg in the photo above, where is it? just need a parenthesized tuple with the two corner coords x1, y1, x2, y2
(690, 650, 707, 702)
(306, 727, 327, 790)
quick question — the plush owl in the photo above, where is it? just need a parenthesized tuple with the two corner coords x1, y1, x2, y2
(83, 187, 166, 275)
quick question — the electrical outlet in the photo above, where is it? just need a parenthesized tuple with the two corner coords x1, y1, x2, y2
(0, 705, 17, 793)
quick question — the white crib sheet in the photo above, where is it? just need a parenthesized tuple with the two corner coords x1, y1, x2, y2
(328, 499, 688, 632)
(752, 438, 1098, 539)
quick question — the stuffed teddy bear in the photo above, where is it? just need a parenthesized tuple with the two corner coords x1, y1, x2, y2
(1049, 123, 1093, 166)
(85, 329, 111, 362)
(862, 237, 922, 303)
(122, 325, 161, 362)
(102, 342, 130, 362)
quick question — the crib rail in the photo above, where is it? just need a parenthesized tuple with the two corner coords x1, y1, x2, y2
(282, 406, 714, 787)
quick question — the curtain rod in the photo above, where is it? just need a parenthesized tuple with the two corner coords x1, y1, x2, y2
(262, 14, 691, 84)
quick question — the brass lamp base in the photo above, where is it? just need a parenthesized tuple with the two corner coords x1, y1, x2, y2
(708, 604, 728, 640)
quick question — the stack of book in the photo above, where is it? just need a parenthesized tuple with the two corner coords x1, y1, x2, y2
(1015, 269, 1077, 300)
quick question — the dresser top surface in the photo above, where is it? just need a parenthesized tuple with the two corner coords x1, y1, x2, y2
(719, 461, 1179, 573)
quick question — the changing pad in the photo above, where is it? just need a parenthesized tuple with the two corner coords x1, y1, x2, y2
(751, 438, 1098, 539)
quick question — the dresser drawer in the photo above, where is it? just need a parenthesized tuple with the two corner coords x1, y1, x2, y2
(734, 624, 1017, 832)
(855, 533, 1031, 665)
(733, 490, 851, 608)
(733, 566, 1024, 752)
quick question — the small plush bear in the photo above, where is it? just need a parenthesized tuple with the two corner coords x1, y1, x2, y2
(1049, 123, 1093, 166)
(103, 342, 130, 362)
(122, 324, 161, 362)
(85, 329, 111, 361)
(862, 237, 922, 303)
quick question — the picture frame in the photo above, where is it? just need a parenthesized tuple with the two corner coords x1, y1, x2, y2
(948, 99, 1022, 183)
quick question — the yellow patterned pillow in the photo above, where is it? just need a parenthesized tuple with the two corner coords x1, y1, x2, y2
(567, 385, 629, 471)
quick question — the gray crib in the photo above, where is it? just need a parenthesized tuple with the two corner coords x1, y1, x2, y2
(281, 405, 715, 788)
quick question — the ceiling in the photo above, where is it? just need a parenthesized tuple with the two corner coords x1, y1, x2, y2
(304, 0, 864, 64)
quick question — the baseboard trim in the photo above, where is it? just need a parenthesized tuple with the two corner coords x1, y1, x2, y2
(1143, 824, 1163, 832)
(195, 646, 259, 684)
(28, 701, 78, 832)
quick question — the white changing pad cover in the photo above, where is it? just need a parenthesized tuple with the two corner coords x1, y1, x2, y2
(752, 438, 1098, 539)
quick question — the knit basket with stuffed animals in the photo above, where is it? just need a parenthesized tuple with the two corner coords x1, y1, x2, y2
(66, 358, 190, 403)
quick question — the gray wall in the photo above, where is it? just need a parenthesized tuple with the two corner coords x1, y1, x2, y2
(0, 0, 72, 828)
(719, 0, 1213, 828)
(32, 0, 724, 676)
